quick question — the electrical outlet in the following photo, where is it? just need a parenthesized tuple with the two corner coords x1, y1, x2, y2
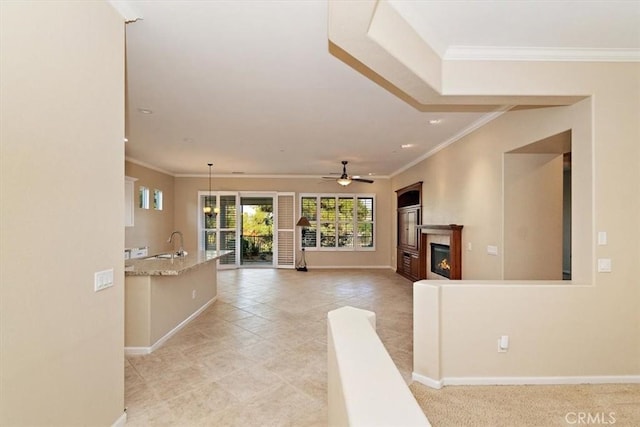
(597, 231, 607, 245)
(94, 269, 114, 292)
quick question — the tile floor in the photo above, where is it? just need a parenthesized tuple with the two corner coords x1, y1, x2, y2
(125, 268, 414, 426)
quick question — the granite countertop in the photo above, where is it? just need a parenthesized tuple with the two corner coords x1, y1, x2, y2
(125, 250, 232, 276)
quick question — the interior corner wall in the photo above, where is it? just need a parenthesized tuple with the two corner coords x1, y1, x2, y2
(392, 101, 592, 282)
(1, 1, 125, 425)
(125, 161, 176, 255)
(504, 153, 564, 280)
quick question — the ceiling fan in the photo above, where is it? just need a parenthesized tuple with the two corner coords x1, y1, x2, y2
(323, 160, 374, 186)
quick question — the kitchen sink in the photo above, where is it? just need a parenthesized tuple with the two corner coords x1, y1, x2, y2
(145, 253, 174, 260)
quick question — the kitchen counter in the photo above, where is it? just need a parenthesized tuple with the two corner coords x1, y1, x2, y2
(124, 249, 233, 353)
(124, 250, 231, 276)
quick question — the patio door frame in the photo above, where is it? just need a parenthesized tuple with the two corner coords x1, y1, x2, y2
(239, 192, 277, 268)
(198, 191, 240, 269)
(198, 191, 294, 269)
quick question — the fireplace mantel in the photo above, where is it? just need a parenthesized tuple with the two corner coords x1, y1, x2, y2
(417, 224, 463, 279)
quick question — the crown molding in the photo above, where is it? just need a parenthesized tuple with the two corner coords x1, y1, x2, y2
(107, 0, 143, 23)
(391, 106, 512, 177)
(445, 46, 640, 62)
(125, 157, 175, 176)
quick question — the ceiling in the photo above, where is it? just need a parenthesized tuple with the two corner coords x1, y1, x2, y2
(122, 0, 639, 178)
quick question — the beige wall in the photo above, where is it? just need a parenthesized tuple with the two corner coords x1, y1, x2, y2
(173, 176, 393, 268)
(0, 2, 125, 425)
(404, 61, 640, 381)
(125, 161, 176, 254)
(392, 101, 593, 282)
(125, 262, 216, 347)
(504, 153, 563, 280)
(121, 165, 393, 268)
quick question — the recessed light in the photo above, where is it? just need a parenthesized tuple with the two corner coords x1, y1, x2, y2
(429, 119, 442, 124)
(401, 144, 415, 149)
(138, 108, 153, 114)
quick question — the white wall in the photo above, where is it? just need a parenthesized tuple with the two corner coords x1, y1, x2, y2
(0, 2, 125, 425)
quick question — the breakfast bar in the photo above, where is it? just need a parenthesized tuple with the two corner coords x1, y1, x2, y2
(124, 250, 231, 353)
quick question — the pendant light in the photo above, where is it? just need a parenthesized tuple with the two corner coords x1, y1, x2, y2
(203, 163, 213, 217)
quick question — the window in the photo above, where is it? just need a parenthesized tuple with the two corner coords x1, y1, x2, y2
(153, 189, 163, 210)
(300, 194, 375, 250)
(139, 186, 149, 209)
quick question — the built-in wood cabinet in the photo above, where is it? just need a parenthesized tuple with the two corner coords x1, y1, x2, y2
(396, 182, 425, 282)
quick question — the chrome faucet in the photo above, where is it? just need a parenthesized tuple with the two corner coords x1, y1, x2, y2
(168, 231, 185, 257)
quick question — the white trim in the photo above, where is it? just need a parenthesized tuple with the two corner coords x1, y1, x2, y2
(177, 173, 392, 179)
(299, 193, 377, 251)
(111, 411, 127, 427)
(412, 374, 640, 389)
(391, 107, 511, 177)
(125, 157, 175, 176)
(107, 0, 142, 23)
(412, 372, 443, 390)
(124, 297, 216, 355)
(127, 158, 393, 181)
(307, 265, 393, 270)
(444, 46, 640, 63)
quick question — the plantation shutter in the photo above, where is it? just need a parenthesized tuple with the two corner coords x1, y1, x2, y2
(276, 193, 295, 268)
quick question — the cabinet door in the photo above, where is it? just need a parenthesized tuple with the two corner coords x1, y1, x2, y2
(398, 210, 409, 247)
(409, 252, 420, 278)
(398, 207, 419, 250)
(406, 209, 418, 248)
(397, 248, 405, 273)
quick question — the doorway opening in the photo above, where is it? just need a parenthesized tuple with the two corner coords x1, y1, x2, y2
(503, 129, 571, 280)
(241, 196, 274, 266)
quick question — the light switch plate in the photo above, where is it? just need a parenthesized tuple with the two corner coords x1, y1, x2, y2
(597, 259, 612, 273)
(95, 269, 114, 292)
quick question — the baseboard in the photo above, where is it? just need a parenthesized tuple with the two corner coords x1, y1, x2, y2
(412, 372, 443, 389)
(111, 411, 127, 427)
(124, 296, 217, 355)
(307, 265, 394, 270)
(412, 373, 640, 389)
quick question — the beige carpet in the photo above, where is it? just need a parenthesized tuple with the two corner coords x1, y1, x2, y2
(409, 382, 640, 426)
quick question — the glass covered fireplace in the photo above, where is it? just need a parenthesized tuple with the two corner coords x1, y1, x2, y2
(430, 243, 451, 279)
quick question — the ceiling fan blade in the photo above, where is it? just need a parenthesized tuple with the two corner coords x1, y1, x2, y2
(352, 178, 374, 183)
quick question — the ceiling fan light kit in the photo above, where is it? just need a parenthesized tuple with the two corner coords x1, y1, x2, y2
(323, 160, 374, 186)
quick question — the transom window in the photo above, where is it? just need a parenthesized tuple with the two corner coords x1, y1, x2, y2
(300, 194, 375, 250)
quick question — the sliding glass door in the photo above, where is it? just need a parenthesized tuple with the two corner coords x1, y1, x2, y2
(198, 191, 295, 269)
